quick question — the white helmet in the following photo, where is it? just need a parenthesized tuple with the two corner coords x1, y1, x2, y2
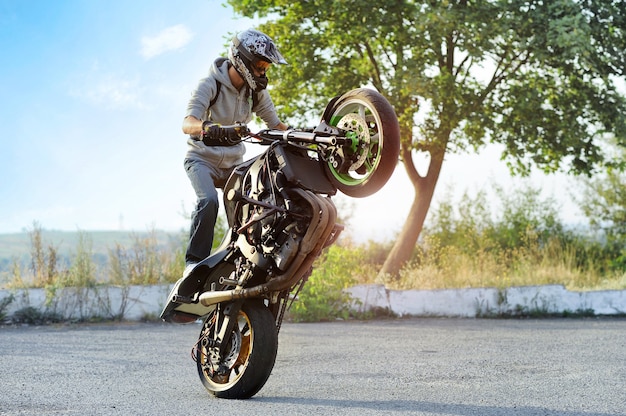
(228, 29, 287, 92)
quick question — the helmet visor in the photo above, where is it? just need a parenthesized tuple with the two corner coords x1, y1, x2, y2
(252, 60, 271, 75)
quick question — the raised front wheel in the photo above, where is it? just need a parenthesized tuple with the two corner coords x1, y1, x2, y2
(325, 88, 400, 198)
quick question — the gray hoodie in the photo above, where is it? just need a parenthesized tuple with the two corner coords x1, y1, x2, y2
(185, 59, 281, 171)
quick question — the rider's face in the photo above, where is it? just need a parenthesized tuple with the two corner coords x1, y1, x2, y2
(252, 60, 271, 77)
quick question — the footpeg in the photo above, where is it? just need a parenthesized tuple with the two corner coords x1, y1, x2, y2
(172, 294, 198, 304)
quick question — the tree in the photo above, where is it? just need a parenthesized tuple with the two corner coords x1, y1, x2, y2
(576, 137, 626, 271)
(229, 0, 626, 276)
(579, 139, 626, 242)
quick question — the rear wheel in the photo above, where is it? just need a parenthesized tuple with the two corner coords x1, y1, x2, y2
(196, 300, 278, 399)
(325, 88, 400, 198)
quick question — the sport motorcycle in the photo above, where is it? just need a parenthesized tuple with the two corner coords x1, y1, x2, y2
(160, 87, 400, 399)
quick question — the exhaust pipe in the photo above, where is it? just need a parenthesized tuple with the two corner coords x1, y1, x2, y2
(199, 190, 339, 308)
(199, 285, 270, 306)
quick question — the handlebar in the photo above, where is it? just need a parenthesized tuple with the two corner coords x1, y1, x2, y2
(219, 120, 351, 147)
(256, 129, 338, 145)
(247, 119, 351, 146)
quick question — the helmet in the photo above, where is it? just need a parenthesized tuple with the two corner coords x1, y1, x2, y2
(228, 29, 287, 92)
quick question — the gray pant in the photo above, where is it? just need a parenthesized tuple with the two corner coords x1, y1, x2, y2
(184, 158, 230, 265)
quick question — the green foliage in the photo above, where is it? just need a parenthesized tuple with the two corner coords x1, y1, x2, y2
(28, 221, 65, 288)
(493, 184, 564, 250)
(6, 176, 626, 325)
(12, 306, 63, 325)
(165, 232, 187, 283)
(63, 231, 97, 288)
(7, 258, 25, 289)
(288, 244, 363, 322)
(401, 180, 625, 290)
(2, 225, 187, 323)
(4, 226, 189, 289)
(230, 0, 626, 276)
(0, 294, 14, 322)
(579, 152, 626, 240)
(212, 212, 228, 250)
(426, 182, 567, 254)
(107, 230, 166, 286)
(230, 0, 626, 175)
(577, 141, 626, 272)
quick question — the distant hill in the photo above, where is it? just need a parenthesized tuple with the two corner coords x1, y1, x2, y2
(0, 229, 184, 276)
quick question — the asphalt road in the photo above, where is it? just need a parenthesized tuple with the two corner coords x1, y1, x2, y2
(1, 318, 625, 416)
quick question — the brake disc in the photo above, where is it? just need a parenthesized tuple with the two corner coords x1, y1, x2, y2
(336, 113, 370, 171)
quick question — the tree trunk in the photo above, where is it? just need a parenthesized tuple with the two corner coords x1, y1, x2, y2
(378, 141, 445, 277)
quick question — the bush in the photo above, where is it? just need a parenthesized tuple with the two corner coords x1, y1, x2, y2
(107, 230, 172, 286)
(288, 243, 371, 322)
(0, 294, 14, 322)
(12, 306, 63, 325)
(398, 181, 626, 291)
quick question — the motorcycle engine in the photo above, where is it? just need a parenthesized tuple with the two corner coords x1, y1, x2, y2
(239, 188, 305, 272)
(234, 149, 311, 273)
(269, 221, 302, 271)
(254, 196, 304, 272)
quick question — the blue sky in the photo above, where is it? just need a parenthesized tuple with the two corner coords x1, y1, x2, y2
(0, 0, 258, 233)
(0, 0, 584, 240)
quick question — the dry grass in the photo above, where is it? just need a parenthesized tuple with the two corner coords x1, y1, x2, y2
(372, 237, 626, 292)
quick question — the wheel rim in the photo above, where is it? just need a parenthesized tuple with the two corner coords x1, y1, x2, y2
(198, 311, 253, 390)
(328, 99, 383, 186)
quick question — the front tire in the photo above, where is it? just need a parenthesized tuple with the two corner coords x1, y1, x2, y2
(196, 300, 278, 399)
(324, 88, 400, 198)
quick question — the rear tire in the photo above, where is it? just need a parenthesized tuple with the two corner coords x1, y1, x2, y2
(196, 300, 278, 399)
(324, 88, 400, 198)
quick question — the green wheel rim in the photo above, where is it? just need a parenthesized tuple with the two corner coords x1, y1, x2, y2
(328, 112, 382, 186)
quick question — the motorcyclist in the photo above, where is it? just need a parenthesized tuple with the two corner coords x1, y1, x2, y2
(182, 29, 289, 272)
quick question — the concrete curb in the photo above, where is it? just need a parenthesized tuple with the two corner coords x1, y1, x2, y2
(2, 284, 626, 322)
(347, 284, 626, 317)
(0, 285, 173, 322)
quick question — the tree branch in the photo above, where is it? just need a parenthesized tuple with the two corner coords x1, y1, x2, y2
(454, 53, 472, 79)
(363, 40, 384, 91)
(476, 48, 531, 107)
(446, 32, 455, 73)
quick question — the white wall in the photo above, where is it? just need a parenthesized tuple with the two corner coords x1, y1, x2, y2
(2, 284, 625, 322)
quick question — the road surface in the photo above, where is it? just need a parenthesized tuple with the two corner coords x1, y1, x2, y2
(1, 318, 625, 415)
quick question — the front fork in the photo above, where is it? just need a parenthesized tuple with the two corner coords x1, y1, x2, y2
(214, 300, 244, 360)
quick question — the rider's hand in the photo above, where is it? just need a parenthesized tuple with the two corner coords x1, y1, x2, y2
(230, 124, 249, 140)
(201, 122, 222, 141)
(202, 122, 249, 146)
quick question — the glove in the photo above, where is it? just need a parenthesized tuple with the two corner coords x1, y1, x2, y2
(201, 121, 249, 146)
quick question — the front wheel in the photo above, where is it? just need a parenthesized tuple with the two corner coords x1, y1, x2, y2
(324, 88, 400, 198)
(196, 300, 278, 399)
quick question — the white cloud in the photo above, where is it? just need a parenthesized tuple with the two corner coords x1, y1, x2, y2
(141, 24, 193, 59)
(89, 76, 142, 108)
(69, 71, 145, 110)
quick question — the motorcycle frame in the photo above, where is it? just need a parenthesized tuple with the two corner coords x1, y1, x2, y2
(161, 139, 343, 331)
